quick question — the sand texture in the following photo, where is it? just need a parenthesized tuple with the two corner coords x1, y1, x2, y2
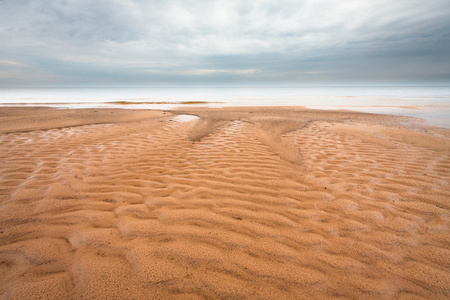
(0, 106, 449, 299)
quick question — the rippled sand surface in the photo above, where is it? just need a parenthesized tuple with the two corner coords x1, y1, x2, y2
(0, 107, 449, 299)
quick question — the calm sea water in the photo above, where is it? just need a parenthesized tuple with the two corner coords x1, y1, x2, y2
(1, 86, 449, 127)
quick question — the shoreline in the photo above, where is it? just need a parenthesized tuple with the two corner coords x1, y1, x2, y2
(1, 102, 449, 129)
(0, 106, 449, 299)
(0, 105, 435, 134)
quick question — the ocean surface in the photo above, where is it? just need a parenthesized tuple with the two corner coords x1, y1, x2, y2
(1, 86, 449, 128)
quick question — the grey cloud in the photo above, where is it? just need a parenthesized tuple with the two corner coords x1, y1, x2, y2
(0, 0, 449, 86)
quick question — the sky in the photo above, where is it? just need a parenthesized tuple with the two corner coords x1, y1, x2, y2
(0, 0, 449, 87)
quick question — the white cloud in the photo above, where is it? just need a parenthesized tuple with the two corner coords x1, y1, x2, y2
(0, 60, 21, 65)
(193, 69, 257, 75)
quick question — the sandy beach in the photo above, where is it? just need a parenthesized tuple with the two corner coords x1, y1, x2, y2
(0, 106, 449, 299)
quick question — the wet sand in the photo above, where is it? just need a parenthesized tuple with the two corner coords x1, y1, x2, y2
(0, 106, 449, 299)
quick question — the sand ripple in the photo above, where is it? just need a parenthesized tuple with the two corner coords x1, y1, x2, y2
(0, 107, 449, 299)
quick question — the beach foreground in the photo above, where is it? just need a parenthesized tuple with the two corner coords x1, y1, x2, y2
(0, 107, 449, 299)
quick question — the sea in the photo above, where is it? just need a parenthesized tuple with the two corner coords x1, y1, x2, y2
(0, 86, 449, 128)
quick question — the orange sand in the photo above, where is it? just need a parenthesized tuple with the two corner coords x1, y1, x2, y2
(0, 106, 449, 299)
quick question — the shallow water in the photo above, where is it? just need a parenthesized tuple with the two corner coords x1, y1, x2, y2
(307, 106, 450, 128)
(171, 115, 200, 122)
(1, 86, 449, 127)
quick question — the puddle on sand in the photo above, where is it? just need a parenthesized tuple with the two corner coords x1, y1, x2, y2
(171, 115, 200, 122)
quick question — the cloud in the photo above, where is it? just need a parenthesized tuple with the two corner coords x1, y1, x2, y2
(193, 69, 257, 75)
(0, 0, 449, 85)
(0, 60, 21, 65)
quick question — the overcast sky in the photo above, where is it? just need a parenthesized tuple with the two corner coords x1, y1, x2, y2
(1, 0, 449, 86)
